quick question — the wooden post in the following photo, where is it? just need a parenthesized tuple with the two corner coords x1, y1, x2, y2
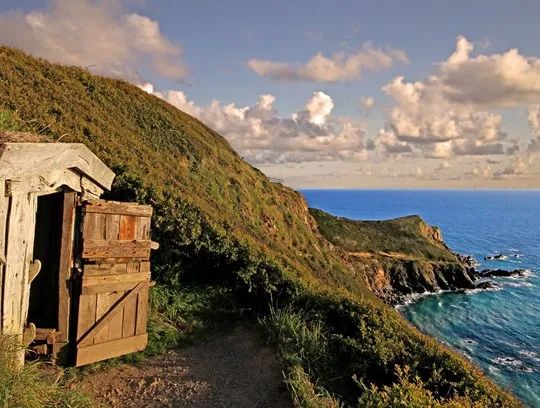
(0, 180, 9, 332)
(2, 192, 37, 367)
(54, 191, 76, 364)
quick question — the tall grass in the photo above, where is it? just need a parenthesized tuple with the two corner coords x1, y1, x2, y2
(260, 307, 344, 408)
(0, 335, 94, 408)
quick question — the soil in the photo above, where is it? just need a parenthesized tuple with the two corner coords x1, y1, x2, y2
(80, 326, 292, 408)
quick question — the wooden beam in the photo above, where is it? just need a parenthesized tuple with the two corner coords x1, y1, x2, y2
(82, 271, 151, 288)
(77, 282, 146, 347)
(57, 192, 76, 353)
(76, 333, 147, 367)
(84, 201, 152, 217)
(5, 169, 82, 197)
(81, 281, 141, 295)
(2, 192, 37, 367)
(0, 143, 115, 190)
(82, 239, 152, 259)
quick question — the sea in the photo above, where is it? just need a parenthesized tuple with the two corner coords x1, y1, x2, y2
(300, 189, 540, 407)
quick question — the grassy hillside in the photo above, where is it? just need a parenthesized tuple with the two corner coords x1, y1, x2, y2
(310, 209, 457, 262)
(0, 46, 522, 407)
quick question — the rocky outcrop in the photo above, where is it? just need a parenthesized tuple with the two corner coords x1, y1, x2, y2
(348, 256, 478, 304)
(476, 269, 526, 278)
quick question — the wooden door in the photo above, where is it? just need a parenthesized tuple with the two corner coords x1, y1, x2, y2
(75, 200, 154, 366)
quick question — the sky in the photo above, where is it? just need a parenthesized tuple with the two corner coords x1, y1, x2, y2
(1, 0, 540, 188)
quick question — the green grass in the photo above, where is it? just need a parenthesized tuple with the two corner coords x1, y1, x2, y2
(310, 209, 457, 262)
(0, 336, 94, 408)
(0, 46, 523, 407)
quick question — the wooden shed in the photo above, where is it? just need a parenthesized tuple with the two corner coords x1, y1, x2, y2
(0, 138, 156, 366)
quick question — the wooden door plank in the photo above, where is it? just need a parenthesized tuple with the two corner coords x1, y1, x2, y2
(135, 286, 149, 336)
(78, 282, 145, 347)
(82, 239, 152, 259)
(82, 281, 139, 295)
(122, 292, 137, 338)
(119, 215, 137, 240)
(83, 213, 106, 240)
(82, 271, 151, 287)
(85, 201, 152, 217)
(139, 261, 150, 274)
(136, 216, 151, 240)
(83, 263, 128, 277)
(76, 294, 97, 343)
(76, 333, 147, 367)
(94, 293, 110, 343)
(105, 214, 120, 240)
(108, 291, 124, 341)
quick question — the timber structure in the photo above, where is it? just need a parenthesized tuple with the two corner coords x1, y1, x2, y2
(0, 137, 157, 366)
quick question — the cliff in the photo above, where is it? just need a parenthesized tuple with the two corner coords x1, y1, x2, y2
(310, 209, 477, 303)
(0, 46, 521, 407)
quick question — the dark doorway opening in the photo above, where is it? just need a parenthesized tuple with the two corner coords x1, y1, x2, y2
(28, 192, 64, 329)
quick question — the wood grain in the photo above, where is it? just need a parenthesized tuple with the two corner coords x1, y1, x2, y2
(76, 333, 147, 367)
(85, 201, 152, 217)
(82, 239, 152, 259)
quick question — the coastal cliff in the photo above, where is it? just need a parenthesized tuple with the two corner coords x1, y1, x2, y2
(310, 209, 478, 303)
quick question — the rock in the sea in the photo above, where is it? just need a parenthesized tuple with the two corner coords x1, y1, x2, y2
(474, 281, 498, 290)
(478, 268, 526, 278)
(484, 254, 509, 261)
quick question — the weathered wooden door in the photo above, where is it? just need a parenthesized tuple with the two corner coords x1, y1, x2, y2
(75, 200, 155, 366)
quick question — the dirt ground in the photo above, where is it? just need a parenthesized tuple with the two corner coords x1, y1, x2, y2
(80, 326, 292, 408)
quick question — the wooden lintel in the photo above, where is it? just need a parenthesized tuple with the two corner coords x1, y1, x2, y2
(5, 169, 82, 196)
(0, 143, 115, 190)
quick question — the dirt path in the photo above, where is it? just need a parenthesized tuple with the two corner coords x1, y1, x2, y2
(81, 326, 291, 408)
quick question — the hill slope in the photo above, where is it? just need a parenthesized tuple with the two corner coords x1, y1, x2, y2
(0, 46, 521, 407)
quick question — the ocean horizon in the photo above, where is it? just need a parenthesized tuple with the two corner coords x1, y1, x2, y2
(301, 189, 540, 407)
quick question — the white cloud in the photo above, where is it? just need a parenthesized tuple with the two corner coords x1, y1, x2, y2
(529, 105, 540, 135)
(304, 92, 334, 125)
(246, 42, 408, 82)
(0, 0, 188, 82)
(494, 157, 529, 178)
(149, 88, 372, 164)
(360, 96, 375, 109)
(377, 36, 539, 158)
(434, 161, 452, 172)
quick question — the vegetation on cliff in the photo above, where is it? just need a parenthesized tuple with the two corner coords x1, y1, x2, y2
(311, 209, 477, 299)
(0, 46, 522, 407)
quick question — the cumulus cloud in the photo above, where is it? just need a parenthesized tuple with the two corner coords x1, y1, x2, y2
(360, 96, 375, 109)
(529, 105, 540, 135)
(377, 36, 539, 158)
(434, 161, 452, 172)
(493, 157, 529, 178)
(440, 36, 540, 107)
(246, 42, 408, 82)
(148, 87, 372, 164)
(0, 0, 188, 82)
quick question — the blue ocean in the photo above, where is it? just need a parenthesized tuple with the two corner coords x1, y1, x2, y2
(300, 189, 540, 407)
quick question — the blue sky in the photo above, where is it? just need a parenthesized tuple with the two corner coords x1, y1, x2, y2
(1, 0, 539, 188)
